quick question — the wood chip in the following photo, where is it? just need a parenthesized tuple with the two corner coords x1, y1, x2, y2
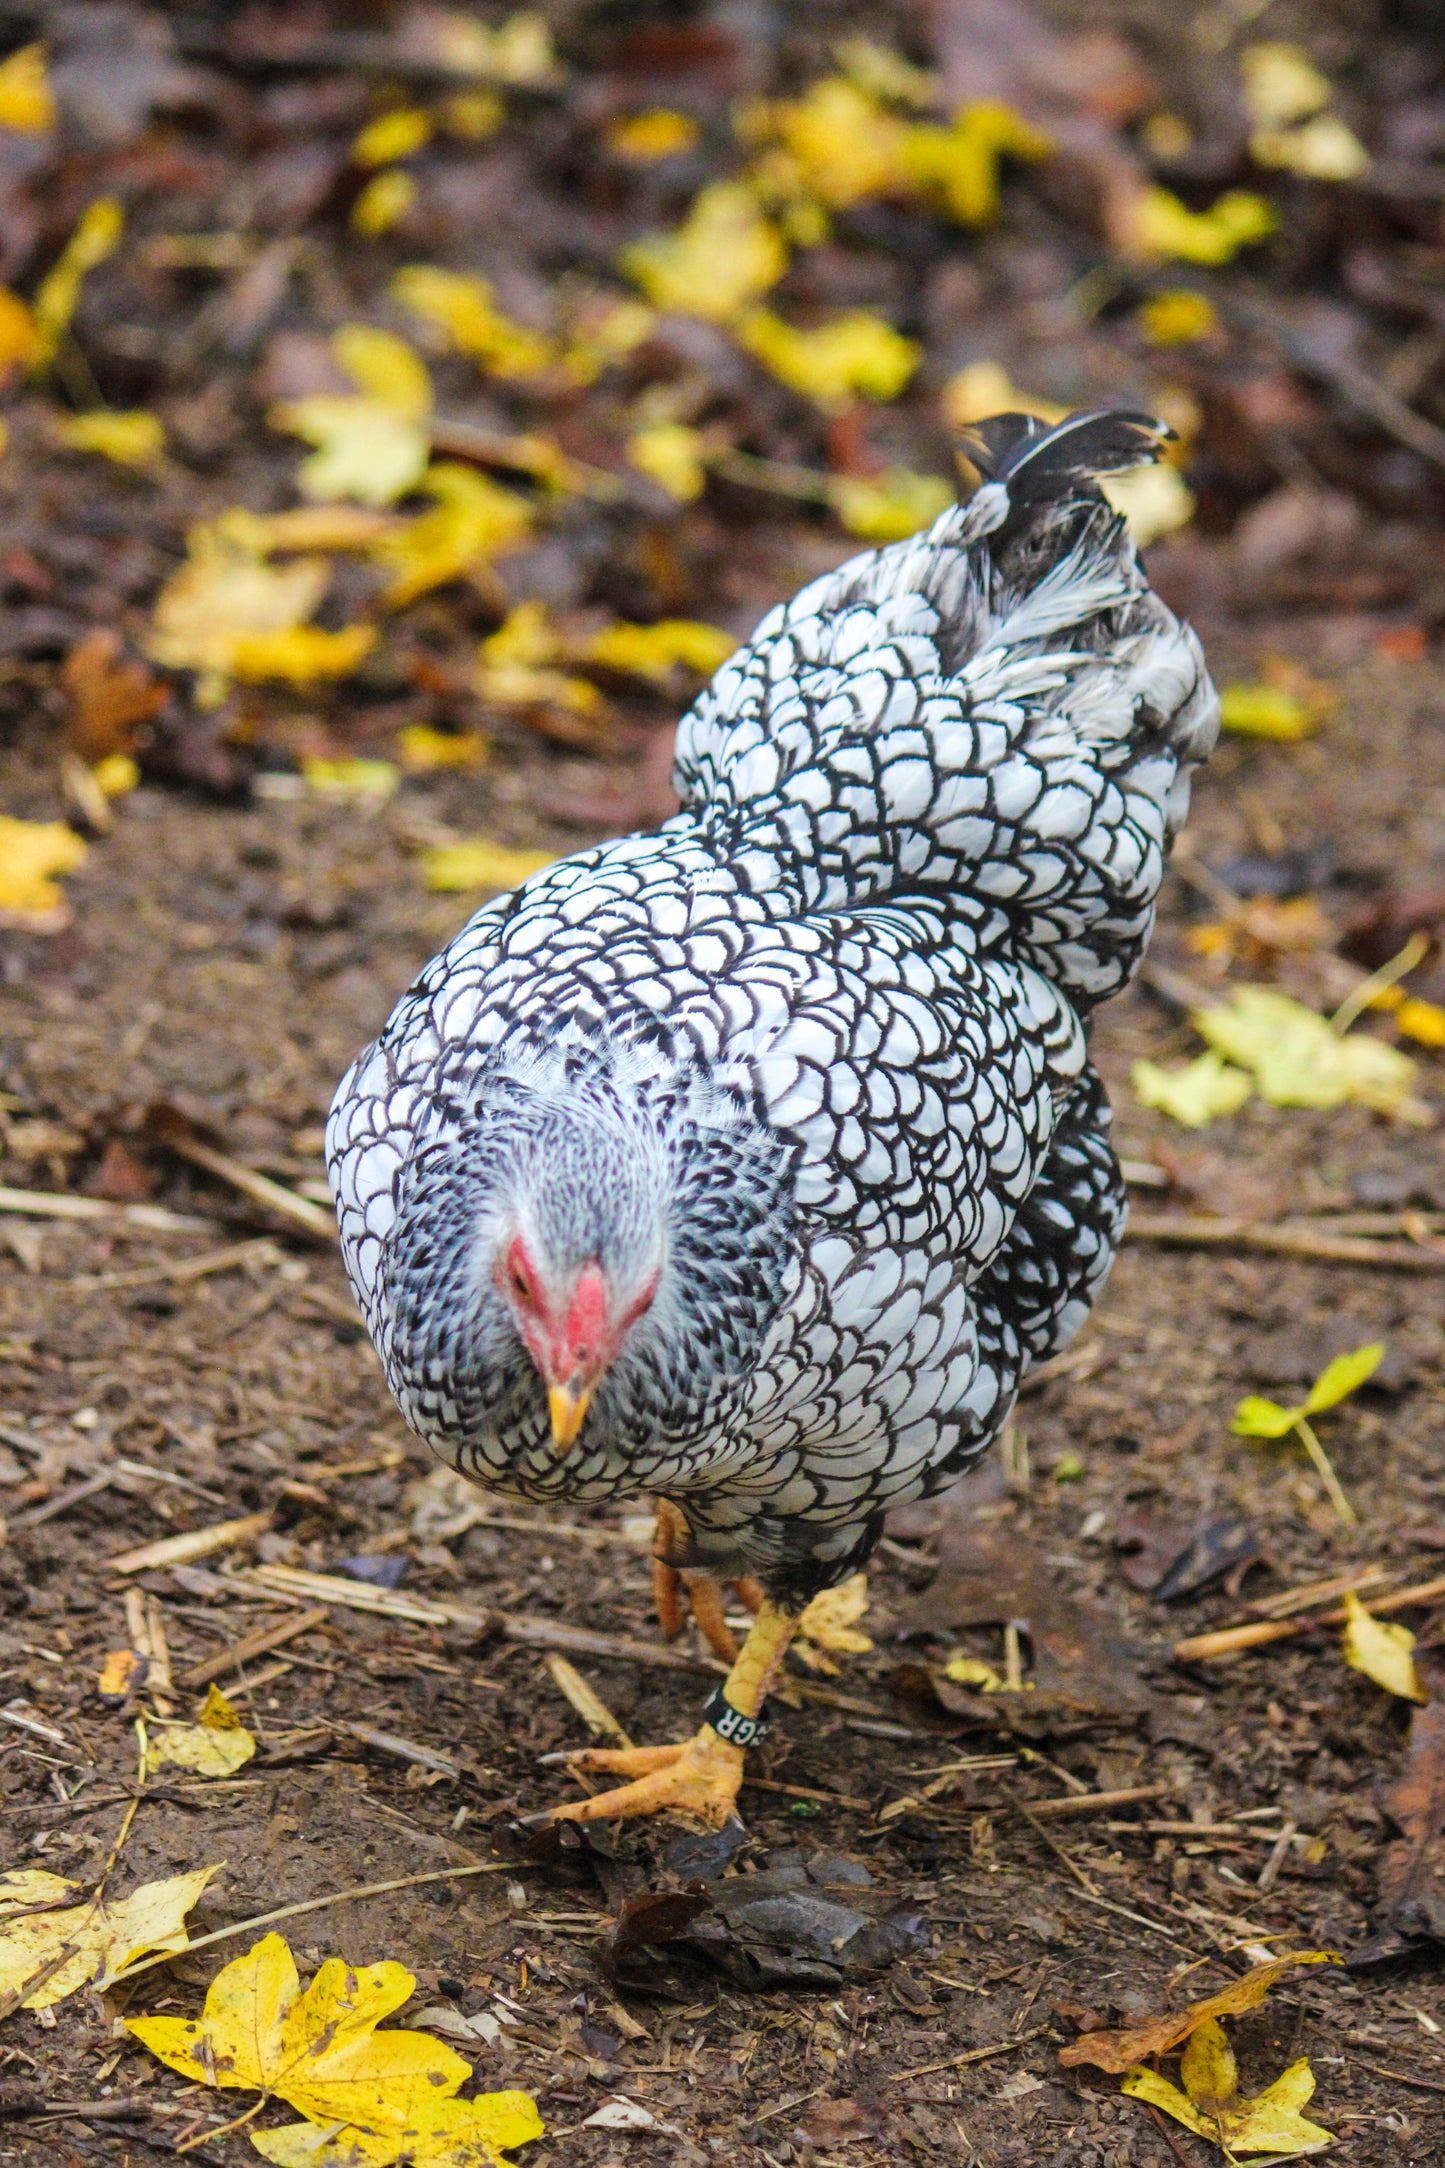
(345, 1723, 460, 1776)
(7, 1469, 115, 1529)
(108, 1512, 272, 1575)
(178, 1605, 330, 1689)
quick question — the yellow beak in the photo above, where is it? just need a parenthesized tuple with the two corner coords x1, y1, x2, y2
(548, 1379, 593, 1456)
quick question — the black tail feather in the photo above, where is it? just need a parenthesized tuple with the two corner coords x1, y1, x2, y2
(960, 407, 1174, 548)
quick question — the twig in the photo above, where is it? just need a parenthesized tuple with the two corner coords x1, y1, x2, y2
(157, 1134, 335, 1242)
(1175, 1572, 1445, 1663)
(0, 1185, 213, 1235)
(7, 1469, 114, 1528)
(1256, 1819, 1298, 1895)
(542, 1653, 634, 1749)
(1023, 1783, 1169, 1821)
(1124, 1214, 1445, 1271)
(744, 1774, 872, 1811)
(0, 1706, 73, 1745)
(1012, 1794, 1100, 1894)
(178, 1606, 330, 1690)
(887, 2024, 1048, 2084)
(106, 1862, 515, 1985)
(108, 1513, 272, 1575)
(71, 1239, 280, 1293)
(1142, 2099, 1202, 2168)
(346, 1722, 461, 1776)
(1351, 2062, 1445, 2097)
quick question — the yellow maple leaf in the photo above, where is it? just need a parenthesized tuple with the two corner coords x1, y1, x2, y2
(54, 409, 165, 469)
(626, 420, 708, 502)
(1102, 462, 1195, 547)
(0, 815, 87, 924)
(902, 100, 1051, 227)
(1131, 1050, 1254, 1128)
(370, 462, 532, 608)
(353, 108, 432, 168)
(270, 324, 433, 506)
(585, 618, 736, 682)
(1194, 985, 1422, 1119)
(128, 1933, 542, 2167)
(735, 306, 919, 410)
(757, 76, 911, 209)
(1131, 186, 1276, 265)
(794, 1573, 872, 1674)
(621, 181, 787, 322)
(232, 625, 379, 686)
(0, 1864, 219, 2012)
(1, 1869, 77, 1918)
(392, 265, 556, 380)
(607, 108, 699, 162)
(0, 42, 56, 132)
(1342, 1590, 1425, 1704)
(254, 2091, 544, 2166)
(474, 603, 601, 717)
(828, 468, 953, 542)
(422, 838, 555, 893)
(144, 1686, 256, 1778)
(352, 170, 419, 238)
(30, 196, 124, 370)
(561, 293, 656, 385)
(147, 519, 333, 703)
(1124, 2017, 1334, 2158)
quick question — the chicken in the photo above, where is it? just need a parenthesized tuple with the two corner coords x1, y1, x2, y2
(327, 409, 1219, 1825)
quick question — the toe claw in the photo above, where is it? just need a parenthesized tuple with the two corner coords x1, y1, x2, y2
(548, 1726, 745, 1826)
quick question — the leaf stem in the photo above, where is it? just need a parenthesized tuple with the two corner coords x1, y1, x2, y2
(1293, 1419, 1357, 1526)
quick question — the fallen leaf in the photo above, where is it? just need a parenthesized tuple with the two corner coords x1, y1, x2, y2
(0, 1869, 77, 1917)
(585, 619, 736, 683)
(1131, 1050, 1253, 1128)
(607, 109, 699, 162)
(626, 421, 708, 502)
(353, 108, 432, 168)
(0, 815, 87, 925)
(828, 468, 954, 541)
(795, 1574, 873, 1673)
(1219, 682, 1318, 741)
(1196, 987, 1422, 1118)
(97, 1647, 148, 1701)
(54, 408, 165, 468)
(1232, 1342, 1383, 1441)
(145, 1685, 257, 1777)
(371, 463, 532, 608)
(62, 628, 169, 761)
(147, 516, 333, 704)
(0, 1865, 220, 2011)
(392, 265, 556, 380)
(1240, 42, 1333, 130)
(421, 839, 555, 893)
(1060, 1951, 1340, 2072)
(1130, 186, 1276, 266)
(352, 170, 419, 238)
(301, 757, 400, 804)
(0, 41, 55, 132)
(943, 1652, 1005, 1691)
(397, 726, 489, 773)
(232, 625, 379, 686)
(30, 197, 124, 370)
(474, 602, 604, 720)
(0, 285, 39, 380)
(749, 75, 911, 209)
(1342, 1590, 1425, 1704)
(128, 1933, 542, 2167)
(902, 99, 1053, 226)
(941, 360, 1066, 435)
(1123, 2018, 1334, 2158)
(1139, 290, 1219, 347)
(621, 181, 787, 322)
(1253, 111, 1369, 181)
(736, 306, 919, 410)
(1396, 996, 1445, 1050)
(1102, 461, 1194, 546)
(401, 9, 558, 90)
(1374, 1659, 1445, 1946)
(271, 324, 433, 506)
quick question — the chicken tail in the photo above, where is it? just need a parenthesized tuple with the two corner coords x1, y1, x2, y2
(957, 407, 1175, 553)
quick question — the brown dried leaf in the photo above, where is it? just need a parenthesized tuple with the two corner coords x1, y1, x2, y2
(1376, 1655, 1445, 1942)
(1058, 1951, 1341, 2073)
(61, 628, 168, 763)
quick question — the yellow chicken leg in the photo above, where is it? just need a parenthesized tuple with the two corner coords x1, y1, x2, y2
(650, 1497, 765, 1663)
(548, 1598, 798, 1826)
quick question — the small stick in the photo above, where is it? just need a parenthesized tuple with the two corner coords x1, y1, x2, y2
(346, 1723, 460, 1776)
(159, 1133, 336, 1242)
(1012, 1795, 1099, 1895)
(72, 1239, 280, 1293)
(1124, 1214, 1445, 1272)
(1142, 2099, 1200, 2168)
(744, 1775, 872, 1811)
(542, 1653, 634, 1749)
(1257, 1819, 1298, 1895)
(1023, 1783, 1169, 1821)
(108, 1513, 272, 1575)
(1247, 1565, 1392, 1619)
(0, 1185, 213, 1235)
(106, 1862, 516, 1985)
(1175, 1572, 1445, 1663)
(887, 2024, 1048, 2084)
(178, 1606, 330, 1690)
(8, 1469, 114, 1529)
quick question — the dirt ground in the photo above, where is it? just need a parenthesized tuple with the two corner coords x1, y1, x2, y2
(3, 0, 1445, 2162)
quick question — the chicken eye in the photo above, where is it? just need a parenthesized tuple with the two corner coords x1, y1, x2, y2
(511, 1265, 531, 1301)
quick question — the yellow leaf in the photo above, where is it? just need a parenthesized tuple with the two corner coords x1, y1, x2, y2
(148, 519, 332, 700)
(585, 618, 737, 682)
(422, 839, 555, 893)
(1062, 1953, 1340, 2073)
(621, 181, 787, 322)
(0, 42, 55, 132)
(0, 816, 87, 921)
(761, 76, 911, 209)
(902, 100, 1052, 227)
(271, 326, 432, 505)
(940, 360, 1066, 434)
(353, 108, 432, 168)
(1125, 2020, 1334, 2159)
(30, 196, 124, 369)
(1303, 1342, 1384, 1415)
(480, 599, 560, 667)
(828, 467, 954, 542)
(1251, 112, 1370, 181)
(54, 408, 165, 469)
(1131, 1050, 1253, 1128)
(562, 294, 656, 385)
(1396, 996, 1445, 1049)
(1139, 290, 1219, 347)
(796, 1575, 873, 1671)
(301, 757, 400, 804)
(1132, 186, 1276, 266)
(370, 462, 532, 608)
(392, 265, 556, 380)
(128, 1931, 296, 2091)
(224, 506, 399, 555)
(144, 1685, 256, 1778)
(626, 420, 707, 502)
(255, 2091, 544, 2166)
(0, 1869, 77, 1917)
(1219, 681, 1317, 740)
(420, 10, 557, 89)
(1194, 985, 1421, 1117)
(233, 623, 378, 687)
(834, 37, 939, 111)
(942, 1654, 1005, 1692)
(736, 306, 918, 410)
(439, 89, 504, 141)
(473, 605, 602, 716)
(352, 169, 419, 238)
(1231, 1393, 1298, 1440)
(1102, 462, 1195, 547)
(0, 285, 39, 377)
(1342, 1590, 1425, 1704)
(1240, 43, 1334, 130)
(606, 109, 699, 162)
(397, 725, 489, 773)
(94, 752, 140, 797)
(1, 1864, 219, 2012)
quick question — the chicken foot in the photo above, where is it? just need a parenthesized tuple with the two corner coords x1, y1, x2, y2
(548, 1597, 797, 1826)
(650, 1496, 765, 1663)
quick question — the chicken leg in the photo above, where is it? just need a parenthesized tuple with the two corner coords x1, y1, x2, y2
(548, 1597, 798, 1826)
(650, 1497, 765, 1664)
